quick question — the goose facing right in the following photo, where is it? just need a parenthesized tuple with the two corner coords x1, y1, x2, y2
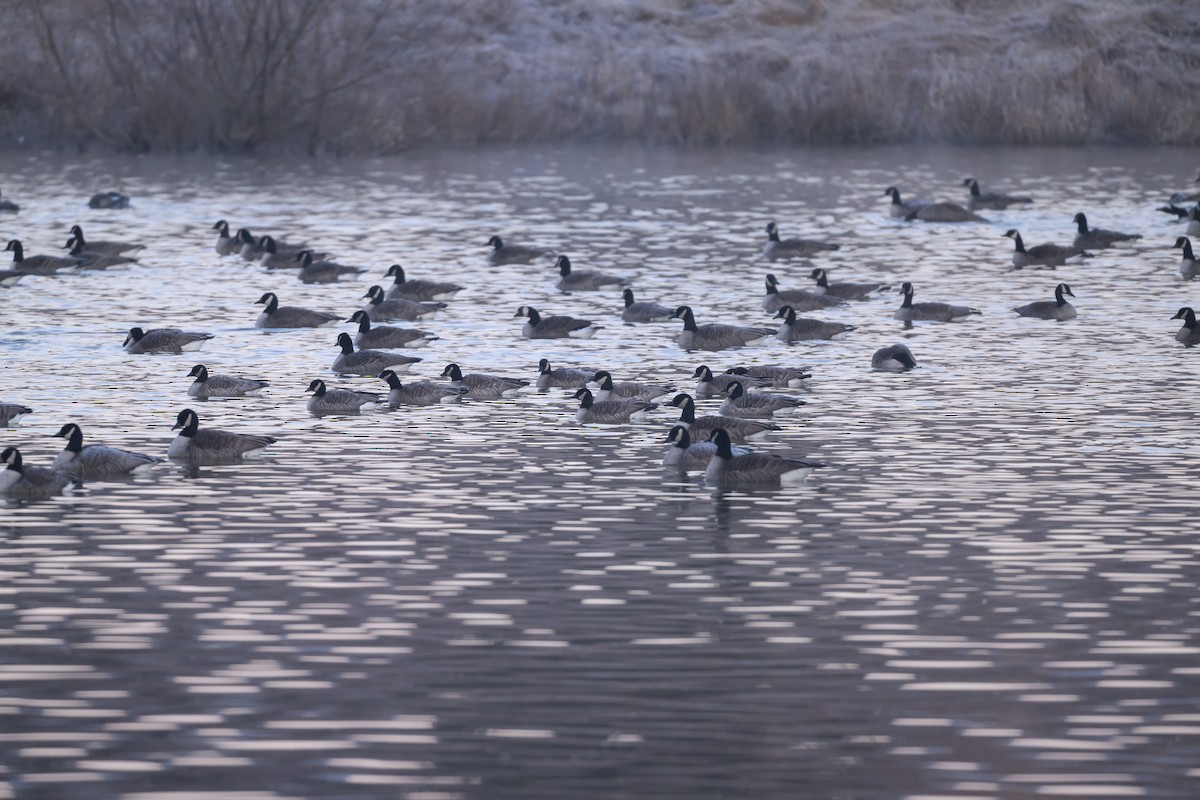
(332, 333, 422, 376)
(883, 187, 931, 219)
(621, 288, 674, 323)
(346, 310, 438, 349)
(255, 292, 341, 329)
(213, 220, 238, 255)
(124, 327, 214, 354)
(573, 388, 657, 424)
(379, 370, 468, 406)
(305, 379, 383, 417)
(168, 408, 277, 462)
(671, 305, 774, 352)
(1014, 283, 1077, 321)
(704, 428, 824, 487)
(1, 403, 33, 426)
(1072, 213, 1142, 249)
(1, 446, 76, 499)
(487, 235, 552, 265)
(1175, 237, 1199, 280)
(963, 177, 1033, 210)
(52, 423, 161, 477)
(516, 305, 599, 339)
(1172, 307, 1200, 345)
(1004, 229, 1087, 269)
(187, 365, 270, 398)
(894, 282, 981, 323)
(774, 305, 856, 342)
(871, 344, 918, 372)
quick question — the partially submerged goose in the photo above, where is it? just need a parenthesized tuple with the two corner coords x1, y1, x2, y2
(124, 327, 214, 354)
(88, 191, 130, 209)
(187, 365, 269, 398)
(1014, 283, 1077, 321)
(671, 305, 774, 352)
(704, 428, 823, 487)
(894, 282, 981, 323)
(52, 423, 161, 477)
(871, 344, 917, 372)
(516, 305, 599, 339)
(0, 402, 33, 426)
(168, 408, 277, 462)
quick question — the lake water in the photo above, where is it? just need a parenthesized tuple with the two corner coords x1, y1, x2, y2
(2, 145, 1199, 799)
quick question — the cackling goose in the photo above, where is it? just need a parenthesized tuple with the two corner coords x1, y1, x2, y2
(668, 393, 779, 443)
(963, 177, 1033, 210)
(384, 264, 464, 302)
(255, 292, 341, 329)
(871, 344, 918, 372)
(883, 186, 930, 219)
(257, 235, 320, 268)
(88, 191, 129, 209)
(306, 378, 383, 417)
(441, 363, 529, 399)
(663, 424, 750, 471)
(1175, 237, 1198, 280)
(672, 305, 774, 352)
(124, 327, 213, 354)
(1014, 283, 1077, 321)
(6, 239, 82, 274)
(516, 305, 599, 339)
(333, 332, 422, 376)
(213, 220, 238, 255)
(1172, 307, 1200, 345)
(905, 200, 987, 223)
(894, 282, 981, 323)
(379, 370, 468, 406)
(808, 268, 887, 300)
(536, 359, 593, 391)
(573, 388, 657, 424)
(774, 305, 856, 342)
(704, 428, 823, 487)
(347, 310, 438, 349)
(693, 365, 771, 399)
(1, 446, 76, 499)
(487, 235, 552, 265)
(762, 221, 839, 260)
(1072, 213, 1142, 249)
(590, 370, 674, 402)
(555, 255, 626, 292)
(724, 365, 812, 388)
(187, 364, 269, 398)
(68, 224, 142, 255)
(364, 285, 445, 321)
(52, 423, 161, 477)
(1004, 229, 1087, 268)
(719, 381, 805, 419)
(168, 408, 277, 462)
(297, 250, 366, 283)
(0, 402, 33, 426)
(762, 273, 844, 312)
(1169, 175, 1200, 205)
(621, 288, 674, 323)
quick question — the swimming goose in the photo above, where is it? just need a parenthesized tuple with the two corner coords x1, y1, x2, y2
(441, 363, 529, 399)
(672, 305, 774, 352)
(68, 225, 142, 255)
(213, 220, 239, 255)
(1172, 307, 1200, 345)
(1188, 206, 1200, 238)
(962, 177, 1033, 210)
(255, 292, 341, 329)
(187, 364, 269, 398)
(305, 378, 383, 417)
(704, 428, 823, 487)
(487, 235, 552, 265)
(692, 365, 770, 399)
(65, 237, 137, 269)
(883, 186, 930, 219)
(762, 273, 844, 312)
(1003, 229, 1088, 268)
(332, 332, 422, 376)
(723, 365, 812, 388)
(555, 255, 626, 292)
(124, 327, 214, 354)
(1014, 283, 1077, 321)
(0, 189, 18, 213)
(894, 282, 981, 323)
(719, 381, 805, 419)
(774, 305, 856, 342)
(379, 370, 468, 406)
(384, 264, 464, 302)
(668, 393, 780, 443)
(296, 250, 366, 283)
(0, 269, 26, 286)
(363, 286, 445, 321)
(168, 408, 277, 462)
(621, 288, 674, 323)
(905, 200, 987, 223)
(1157, 204, 1192, 221)
(6, 239, 82, 274)
(52, 423, 161, 477)
(1169, 175, 1200, 205)
(590, 370, 674, 402)
(871, 344, 918, 372)
(807, 268, 888, 300)
(515, 305, 599, 339)
(1072, 213, 1142, 249)
(536, 359, 593, 391)
(347, 310, 438, 349)
(573, 388, 657, 424)
(1175, 237, 1198, 280)
(762, 221, 840, 260)
(88, 191, 129, 209)
(663, 425, 751, 471)
(0, 403, 33, 426)
(257, 235, 322, 268)
(1, 447, 76, 499)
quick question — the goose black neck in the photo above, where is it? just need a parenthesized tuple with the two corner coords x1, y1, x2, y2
(381, 372, 403, 389)
(70, 226, 87, 245)
(764, 275, 778, 296)
(337, 335, 355, 354)
(675, 396, 696, 423)
(64, 425, 83, 453)
(1011, 233, 1026, 253)
(622, 289, 635, 308)
(672, 427, 691, 449)
(1055, 285, 1068, 306)
(767, 227, 780, 242)
(577, 389, 594, 409)
(814, 271, 829, 288)
(389, 265, 406, 284)
(445, 364, 464, 380)
(968, 180, 981, 197)
(1075, 215, 1089, 233)
(538, 359, 551, 375)
(179, 412, 199, 437)
(558, 256, 571, 277)
(9, 240, 23, 262)
(192, 365, 209, 382)
(727, 382, 745, 399)
(678, 308, 697, 332)
(595, 372, 614, 390)
(1183, 240, 1195, 260)
(1186, 310, 1198, 329)
(311, 381, 328, 397)
(3, 447, 22, 472)
(712, 429, 733, 459)
(262, 294, 279, 314)
(354, 314, 371, 333)
(365, 287, 383, 306)
(900, 288, 914, 308)
(782, 307, 797, 324)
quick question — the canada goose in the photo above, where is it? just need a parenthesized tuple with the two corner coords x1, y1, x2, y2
(762, 273, 844, 312)
(305, 378, 383, 417)
(1158, 204, 1192, 221)
(1072, 213, 1142, 249)
(573, 388, 657, 424)
(257, 235, 321, 268)
(0, 189, 18, 213)
(894, 282, 981, 323)
(67, 224, 142, 255)
(693, 364, 770, 399)
(346, 310, 438, 349)
(1014, 283, 1077, 321)
(379, 370, 468, 406)
(871, 344, 917, 372)
(590, 370, 674, 402)
(668, 393, 780, 443)
(441, 363, 529, 399)
(187, 364, 269, 398)
(719, 381, 805, 419)
(962, 177, 1033, 210)
(883, 186, 930, 219)
(363, 285, 445, 321)
(383, 264, 464, 302)
(52, 423, 161, 477)
(88, 191, 129, 209)
(0, 270, 26, 287)
(232, 228, 261, 260)
(723, 365, 812, 388)
(5, 239, 82, 274)
(255, 292, 341, 329)
(0, 403, 33, 426)
(807, 268, 888, 300)
(705, 428, 823, 487)
(672, 305, 774, 352)
(1003, 229, 1088, 268)
(555, 255, 626, 292)
(536, 359, 593, 391)
(123, 327, 214, 354)
(762, 221, 840, 260)
(1172, 307, 1200, 345)
(515, 305, 599, 339)
(332, 332, 421, 376)
(0, 446, 76, 499)
(663, 425, 751, 471)
(621, 288, 674, 322)
(168, 408, 277, 462)
(1188, 206, 1200, 238)
(905, 200, 987, 223)
(296, 250, 365, 283)
(1175, 237, 1199, 280)
(65, 237, 137, 269)
(213, 220, 238, 255)
(487, 235, 551, 265)
(774, 305, 856, 342)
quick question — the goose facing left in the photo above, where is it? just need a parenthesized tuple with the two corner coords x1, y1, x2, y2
(621, 288, 674, 323)
(573, 388, 658, 424)
(383, 264, 464, 302)
(6, 239, 82, 275)
(305, 379, 383, 417)
(704, 428, 824, 487)
(168, 408, 277, 462)
(255, 292, 341, 329)
(124, 327, 214, 354)
(363, 286, 445, 321)
(515, 305, 599, 339)
(894, 282, 981, 323)
(1175, 237, 1199, 280)
(67, 224, 143, 255)
(554, 255, 626, 292)
(347, 310, 438, 349)
(663, 424, 751, 471)
(187, 364, 269, 398)
(762, 221, 840, 260)
(52, 423, 161, 477)
(808, 268, 888, 301)
(332, 333, 422, 376)
(1172, 307, 1200, 346)
(379, 370, 469, 406)
(1014, 283, 1077, 321)
(719, 381, 805, 419)
(1072, 213, 1142, 250)
(671, 305, 774, 352)
(962, 177, 1033, 210)
(1, 446, 76, 499)
(441, 363, 529, 399)
(0, 188, 19, 213)
(774, 305, 856, 342)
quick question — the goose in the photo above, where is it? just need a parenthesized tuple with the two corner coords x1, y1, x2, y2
(363, 285, 445, 321)
(168, 408, 276, 462)
(762, 273, 844, 313)
(124, 327, 214, 354)
(663, 425, 751, 471)
(65, 236, 137, 269)
(590, 370, 674, 402)
(332, 333, 422, 376)
(255, 292, 341, 329)
(1169, 175, 1200, 205)
(1, 447, 76, 499)
(894, 282, 980, 323)
(515, 305, 599, 339)
(0, 189, 18, 213)
(724, 365, 812, 388)
(383, 264, 464, 302)
(1157, 204, 1192, 221)
(668, 393, 779, 443)
(719, 381, 805, 419)
(6, 239, 82, 274)
(232, 228, 261, 260)
(692, 365, 769, 398)
(1175, 237, 1199, 280)
(962, 177, 1033, 210)
(1014, 283, 1077, 321)
(672, 305, 774, 352)
(296, 250, 366, 283)
(774, 305, 856, 342)
(536, 359, 593, 391)
(0, 403, 33, 426)
(573, 388, 657, 424)
(1172, 307, 1200, 345)
(305, 378, 383, 417)
(347, 310, 438, 349)
(555, 255, 626, 292)
(440, 363, 529, 399)
(762, 221, 839, 260)
(807, 268, 888, 300)
(871, 344, 918, 372)
(883, 186, 931, 219)
(1072, 213, 1141, 249)
(67, 224, 142, 255)
(0, 270, 27, 287)
(87, 191, 129, 209)
(487, 235, 551, 265)
(187, 364, 269, 398)
(213, 220, 239, 255)
(1189, 206, 1200, 238)
(379, 370, 468, 406)
(52, 423, 161, 477)
(621, 288, 674, 322)
(257, 235, 321, 268)
(905, 200, 987, 223)
(1004, 229, 1088, 268)
(704, 428, 823, 487)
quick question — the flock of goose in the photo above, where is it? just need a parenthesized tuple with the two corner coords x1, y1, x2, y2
(2, 172, 1199, 500)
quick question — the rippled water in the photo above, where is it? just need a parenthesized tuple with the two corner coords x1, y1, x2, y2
(2, 145, 1200, 799)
